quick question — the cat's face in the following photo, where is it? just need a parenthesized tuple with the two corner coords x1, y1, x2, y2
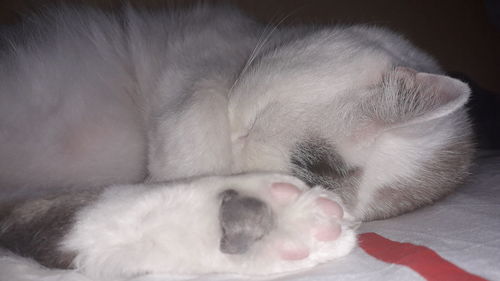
(227, 31, 474, 220)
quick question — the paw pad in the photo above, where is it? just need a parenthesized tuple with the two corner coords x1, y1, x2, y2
(312, 224, 341, 241)
(316, 197, 343, 218)
(271, 182, 301, 203)
(218, 176, 353, 269)
(268, 182, 345, 261)
(276, 240, 310, 260)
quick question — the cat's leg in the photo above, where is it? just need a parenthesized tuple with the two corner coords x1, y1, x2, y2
(0, 190, 102, 269)
(63, 174, 357, 277)
(0, 174, 356, 279)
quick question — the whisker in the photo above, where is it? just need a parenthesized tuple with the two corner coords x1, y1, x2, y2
(228, 7, 304, 95)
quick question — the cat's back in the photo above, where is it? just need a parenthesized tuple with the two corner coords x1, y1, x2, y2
(0, 5, 256, 193)
(0, 6, 139, 193)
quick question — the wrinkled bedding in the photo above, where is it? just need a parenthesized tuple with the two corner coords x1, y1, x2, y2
(1, 151, 499, 281)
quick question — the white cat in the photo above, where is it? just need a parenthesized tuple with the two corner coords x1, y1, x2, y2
(0, 4, 473, 280)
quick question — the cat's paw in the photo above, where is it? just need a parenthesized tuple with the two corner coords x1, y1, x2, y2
(217, 174, 357, 274)
(61, 174, 356, 278)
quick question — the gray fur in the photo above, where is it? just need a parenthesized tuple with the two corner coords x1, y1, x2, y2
(218, 189, 274, 254)
(290, 138, 362, 210)
(0, 191, 100, 268)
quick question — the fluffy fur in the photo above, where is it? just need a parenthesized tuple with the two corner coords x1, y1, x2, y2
(61, 174, 356, 279)
(0, 4, 473, 280)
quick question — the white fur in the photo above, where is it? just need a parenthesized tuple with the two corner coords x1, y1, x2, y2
(0, 6, 467, 194)
(61, 174, 356, 280)
(0, 5, 471, 280)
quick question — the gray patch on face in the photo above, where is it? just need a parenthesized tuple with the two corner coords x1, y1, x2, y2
(218, 189, 274, 255)
(290, 138, 361, 209)
(0, 190, 100, 269)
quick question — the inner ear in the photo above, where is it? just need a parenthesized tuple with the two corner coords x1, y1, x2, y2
(364, 66, 471, 128)
(413, 69, 470, 121)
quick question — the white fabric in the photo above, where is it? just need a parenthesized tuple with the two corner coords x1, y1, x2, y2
(1, 151, 499, 281)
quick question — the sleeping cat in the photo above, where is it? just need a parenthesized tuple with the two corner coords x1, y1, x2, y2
(0, 4, 473, 280)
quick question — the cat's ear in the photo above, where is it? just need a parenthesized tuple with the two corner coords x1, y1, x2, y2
(363, 67, 470, 128)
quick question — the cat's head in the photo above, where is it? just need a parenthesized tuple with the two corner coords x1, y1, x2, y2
(228, 27, 474, 220)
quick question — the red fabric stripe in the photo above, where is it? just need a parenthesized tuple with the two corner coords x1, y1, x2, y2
(358, 232, 488, 281)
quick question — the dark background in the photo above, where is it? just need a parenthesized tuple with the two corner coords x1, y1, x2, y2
(1, 0, 499, 147)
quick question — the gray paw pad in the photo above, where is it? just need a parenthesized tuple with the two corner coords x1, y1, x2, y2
(218, 189, 274, 254)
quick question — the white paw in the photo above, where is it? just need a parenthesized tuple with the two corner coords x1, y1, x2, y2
(62, 174, 357, 279)
(218, 174, 357, 274)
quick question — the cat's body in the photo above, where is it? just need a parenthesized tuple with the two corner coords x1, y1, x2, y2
(0, 5, 473, 280)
